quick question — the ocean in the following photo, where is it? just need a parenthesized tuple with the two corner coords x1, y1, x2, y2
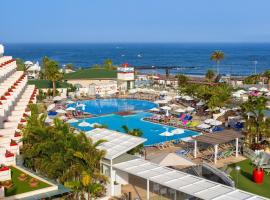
(3, 43, 270, 76)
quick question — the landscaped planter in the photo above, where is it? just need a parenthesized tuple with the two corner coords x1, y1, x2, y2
(253, 168, 264, 184)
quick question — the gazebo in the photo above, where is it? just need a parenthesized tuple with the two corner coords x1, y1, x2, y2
(192, 131, 243, 164)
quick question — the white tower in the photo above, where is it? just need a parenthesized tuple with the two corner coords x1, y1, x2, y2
(0, 44, 4, 57)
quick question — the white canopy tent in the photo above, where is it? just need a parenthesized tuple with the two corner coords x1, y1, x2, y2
(149, 153, 196, 167)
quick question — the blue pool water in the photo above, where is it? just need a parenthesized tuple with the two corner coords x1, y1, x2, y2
(71, 99, 157, 115)
(71, 112, 199, 146)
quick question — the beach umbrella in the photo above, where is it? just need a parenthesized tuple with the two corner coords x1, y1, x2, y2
(160, 106, 171, 110)
(76, 103, 86, 107)
(59, 115, 67, 120)
(150, 107, 159, 112)
(154, 100, 168, 104)
(237, 89, 246, 94)
(160, 90, 168, 95)
(185, 106, 195, 112)
(66, 107, 76, 111)
(204, 118, 215, 124)
(183, 96, 194, 101)
(66, 100, 74, 104)
(159, 130, 174, 137)
(47, 103, 55, 111)
(249, 87, 258, 91)
(66, 118, 79, 123)
(150, 153, 196, 167)
(175, 108, 185, 113)
(265, 92, 270, 96)
(196, 101, 205, 106)
(78, 121, 91, 127)
(171, 128, 185, 135)
(165, 109, 170, 117)
(210, 120, 222, 126)
(197, 123, 211, 129)
(56, 109, 67, 114)
(181, 137, 193, 142)
(53, 96, 62, 101)
(260, 88, 269, 92)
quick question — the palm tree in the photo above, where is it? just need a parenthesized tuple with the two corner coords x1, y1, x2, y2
(43, 57, 63, 96)
(210, 50, 224, 75)
(241, 96, 268, 143)
(175, 74, 188, 87)
(205, 69, 215, 82)
(122, 125, 144, 155)
(22, 104, 108, 198)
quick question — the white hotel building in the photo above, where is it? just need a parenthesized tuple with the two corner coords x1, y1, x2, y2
(0, 44, 68, 199)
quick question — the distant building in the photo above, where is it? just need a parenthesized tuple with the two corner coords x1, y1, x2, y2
(117, 63, 135, 91)
(25, 61, 41, 79)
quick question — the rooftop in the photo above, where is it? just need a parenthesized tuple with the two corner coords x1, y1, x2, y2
(86, 128, 146, 160)
(64, 68, 117, 80)
(113, 158, 266, 200)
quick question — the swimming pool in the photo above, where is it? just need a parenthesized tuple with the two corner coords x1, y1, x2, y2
(70, 112, 199, 146)
(70, 99, 157, 115)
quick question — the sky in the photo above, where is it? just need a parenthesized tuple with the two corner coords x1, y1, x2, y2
(1, 0, 270, 43)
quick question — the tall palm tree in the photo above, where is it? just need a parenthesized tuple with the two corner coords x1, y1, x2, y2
(43, 57, 63, 96)
(210, 50, 224, 75)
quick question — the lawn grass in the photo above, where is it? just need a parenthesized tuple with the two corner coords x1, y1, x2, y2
(63, 68, 117, 79)
(228, 159, 270, 198)
(5, 166, 51, 197)
(28, 80, 71, 89)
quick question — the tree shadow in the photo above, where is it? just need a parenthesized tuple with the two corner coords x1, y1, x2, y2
(241, 170, 253, 181)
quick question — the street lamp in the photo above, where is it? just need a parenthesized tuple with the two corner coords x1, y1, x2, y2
(235, 166, 241, 187)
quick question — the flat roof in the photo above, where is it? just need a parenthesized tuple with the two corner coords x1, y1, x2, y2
(113, 158, 266, 200)
(193, 131, 243, 145)
(86, 128, 146, 160)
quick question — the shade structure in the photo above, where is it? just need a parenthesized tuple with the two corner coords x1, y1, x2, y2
(210, 120, 222, 126)
(196, 101, 205, 106)
(185, 106, 195, 112)
(260, 87, 269, 92)
(154, 99, 168, 104)
(150, 153, 196, 167)
(66, 118, 78, 123)
(183, 96, 193, 101)
(160, 90, 168, 95)
(76, 103, 86, 107)
(150, 107, 159, 112)
(160, 106, 171, 110)
(53, 96, 62, 101)
(171, 128, 185, 135)
(66, 100, 74, 104)
(249, 87, 258, 91)
(160, 130, 174, 137)
(66, 107, 76, 111)
(56, 109, 67, 114)
(236, 89, 246, 94)
(197, 123, 211, 129)
(59, 115, 67, 120)
(47, 103, 55, 111)
(78, 121, 91, 127)
(204, 118, 215, 124)
(175, 108, 185, 113)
